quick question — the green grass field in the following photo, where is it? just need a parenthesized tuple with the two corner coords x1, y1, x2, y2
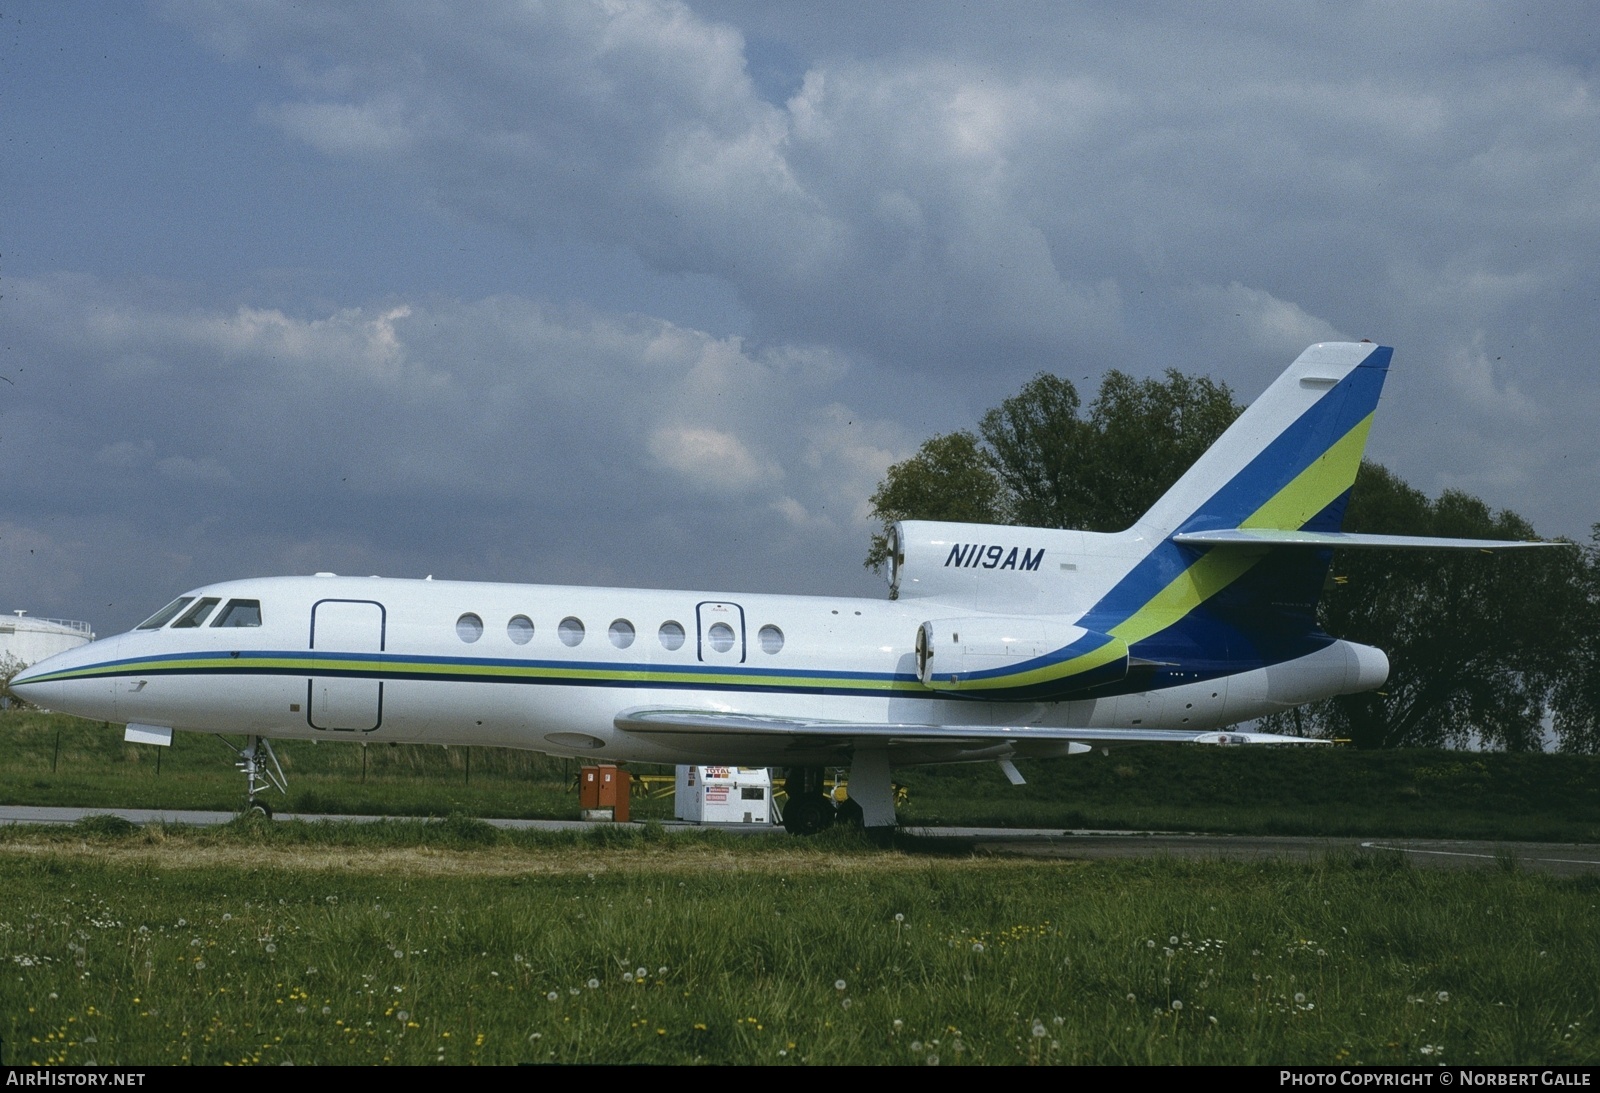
(5, 710, 1600, 841)
(0, 821, 1595, 1065)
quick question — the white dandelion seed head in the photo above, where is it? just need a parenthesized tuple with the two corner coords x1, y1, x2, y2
(1437, 991, 1450, 1003)
(1295, 992, 1306, 1004)
(547, 991, 559, 1002)
(1171, 1000, 1183, 1011)
(894, 913, 905, 922)
(835, 979, 847, 991)
(622, 972, 634, 983)
(1032, 1022, 1047, 1038)
(587, 978, 599, 990)
(636, 967, 647, 979)
(1169, 936, 1179, 946)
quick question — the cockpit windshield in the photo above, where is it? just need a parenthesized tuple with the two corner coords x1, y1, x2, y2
(171, 597, 222, 628)
(135, 594, 266, 630)
(136, 597, 194, 630)
(213, 599, 262, 628)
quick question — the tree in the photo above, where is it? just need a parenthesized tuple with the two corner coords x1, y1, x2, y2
(1547, 527, 1600, 752)
(984, 369, 1240, 531)
(0, 653, 31, 710)
(864, 431, 1007, 572)
(1285, 463, 1584, 750)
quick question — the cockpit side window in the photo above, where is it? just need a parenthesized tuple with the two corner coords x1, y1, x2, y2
(171, 597, 222, 628)
(212, 599, 263, 628)
(137, 597, 194, 630)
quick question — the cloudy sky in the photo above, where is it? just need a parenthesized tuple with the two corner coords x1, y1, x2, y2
(4, 1, 1598, 634)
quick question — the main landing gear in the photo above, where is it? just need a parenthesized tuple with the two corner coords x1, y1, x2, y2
(780, 753, 897, 838)
(223, 735, 287, 818)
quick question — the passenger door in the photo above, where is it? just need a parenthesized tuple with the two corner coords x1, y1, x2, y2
(695, 601, 746, 667)
(307, 599, 385, 732)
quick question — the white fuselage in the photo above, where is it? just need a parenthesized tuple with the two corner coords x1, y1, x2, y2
(17, 573, 1384, 767)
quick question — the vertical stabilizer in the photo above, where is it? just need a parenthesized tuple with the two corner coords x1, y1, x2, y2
(1135, 342, 1391, 541)
(1083, 342, 1391, 658)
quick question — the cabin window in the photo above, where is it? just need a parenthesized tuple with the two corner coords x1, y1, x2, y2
(137, 597, 194, 630)
(707, 622, 736, 653)
(507, 615, 535, 644)
(609, 619, 635, 649)
(559, 616, 586, 647)
(658, 620, 686, 650)
(757, 624, 784, 654)
(171, 597, 222, 628)
(456, 613, 484, 642)
(212, 599, 262, 628)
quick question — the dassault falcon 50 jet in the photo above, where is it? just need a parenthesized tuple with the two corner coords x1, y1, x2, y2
(13, 342, 1554, 833)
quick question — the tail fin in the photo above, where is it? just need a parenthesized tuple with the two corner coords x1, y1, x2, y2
(1085, 343, 1390, 654)
(1136, 341, 1391, 541)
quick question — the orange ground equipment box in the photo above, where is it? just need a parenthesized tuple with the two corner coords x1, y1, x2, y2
(579, 764, 630, 823)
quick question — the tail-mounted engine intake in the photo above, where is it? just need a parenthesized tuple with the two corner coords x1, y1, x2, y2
(915, 617, 1129, 700)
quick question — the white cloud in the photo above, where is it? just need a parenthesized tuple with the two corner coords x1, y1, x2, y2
(647, 426, 777, 492)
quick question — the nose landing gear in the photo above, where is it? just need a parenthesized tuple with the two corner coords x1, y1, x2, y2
(222, 735, 287, 817)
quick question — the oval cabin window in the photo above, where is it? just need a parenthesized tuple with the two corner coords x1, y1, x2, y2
(558, 617, 586, 647)
(507, 615, 534, 644)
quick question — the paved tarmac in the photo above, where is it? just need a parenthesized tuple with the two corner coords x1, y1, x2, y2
(3, 805, 1597, 875)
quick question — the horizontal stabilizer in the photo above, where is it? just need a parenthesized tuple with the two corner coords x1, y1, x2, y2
(616, 708, 1328, 749)
(1172, 529, 1565, 551)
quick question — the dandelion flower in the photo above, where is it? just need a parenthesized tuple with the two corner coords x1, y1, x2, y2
(1032, 1022, 1047, 1038)
(971, 942, 985, 953)
(926, 1055, 939, 1066)
(622, 972, 634, 983)
(1295, 992, 1306, 1004)
(1437, 991, 1450, 1003)
(842, 998, 853, 1010)
(911, 1040, 923, 1052)
(835, 979, 847, 991)
(587, 978, 600, 989)
(1171, 1000, 1183, 1011)
(546, 991, 559, 1002)
(894, 913, 905, 923)
(636, 966, 647, 978)
(1169, 936, 1178, 946)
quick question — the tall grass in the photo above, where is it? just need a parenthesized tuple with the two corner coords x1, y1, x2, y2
(0, 826, 1595, 1065)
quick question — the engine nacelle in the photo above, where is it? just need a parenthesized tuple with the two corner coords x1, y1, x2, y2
(915, 616, 1129, 700)
(888, 520, 1078, 607)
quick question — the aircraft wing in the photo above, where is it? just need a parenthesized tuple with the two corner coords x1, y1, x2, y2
(614, 708, 1326, 749)
(1172, 529, 1564, 551)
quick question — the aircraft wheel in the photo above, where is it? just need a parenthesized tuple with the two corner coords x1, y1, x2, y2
(782, 794, 834, 836)
(246, 799, 273, 819)
(835, 796, 864, 829)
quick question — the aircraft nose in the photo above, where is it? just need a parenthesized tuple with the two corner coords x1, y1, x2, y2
(8, 648, 119, 719)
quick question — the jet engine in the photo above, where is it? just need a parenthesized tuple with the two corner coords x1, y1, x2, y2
(914, 616, 1129, 699)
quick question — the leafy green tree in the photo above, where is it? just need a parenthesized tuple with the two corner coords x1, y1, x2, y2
(1549, 528, 1600, 752)
(864, 431, 1006, 572)
(983, 370, 1240, 531)
(1295, 463, 1583, 750)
